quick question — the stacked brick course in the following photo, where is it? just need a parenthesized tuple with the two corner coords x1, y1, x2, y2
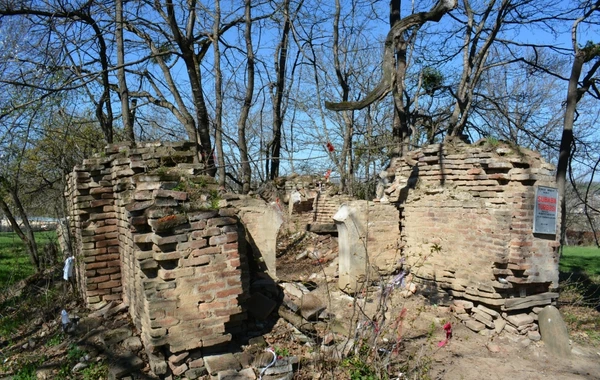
(65, 142, 247, 355)
(383, 140, 560, 331)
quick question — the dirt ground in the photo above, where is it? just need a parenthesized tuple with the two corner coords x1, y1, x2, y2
(1, 231, 599, 380)
(272, 231, 600, 380)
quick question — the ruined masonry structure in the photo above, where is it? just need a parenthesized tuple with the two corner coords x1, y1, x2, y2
(383, 140, 559, 331)
(64, 142, 248, 355)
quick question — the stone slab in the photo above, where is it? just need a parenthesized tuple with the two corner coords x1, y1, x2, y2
(538, 306, 571, 357)
(464, 319, 486, 332)
(300, 293, 326, 321)
(204, 353, 242, 375)
(506, 313, 534, 327)
(108, 353, 144, 380)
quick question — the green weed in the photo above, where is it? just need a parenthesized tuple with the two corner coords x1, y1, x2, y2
(67, 344, 86, 362)
(46, 333, 63, 347)
(342, 356, 382, 380)
(81, 362, 108, 380)
(274, 346, 290, 357)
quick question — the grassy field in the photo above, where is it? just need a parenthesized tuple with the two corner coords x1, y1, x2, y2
(0, 231, 57, 288)
(560, 245, 600, 278)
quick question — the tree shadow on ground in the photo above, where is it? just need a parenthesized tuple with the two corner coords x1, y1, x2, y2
(558, 269, 600, 312)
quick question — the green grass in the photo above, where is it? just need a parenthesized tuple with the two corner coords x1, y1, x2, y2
(0, 231, 57, 288)
(560, 246, 600, 277)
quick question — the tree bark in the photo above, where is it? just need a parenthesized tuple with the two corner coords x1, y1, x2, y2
(325, 0, 456, 112)
(237, 0, 253, 193)
(0, 177, 40, 271)
(116, 0, 134, 142)
(213, 0, 226, 188)
(556, 52, 583, 248)
(269, 0, 291, 180)
(164, 0, 216, 175)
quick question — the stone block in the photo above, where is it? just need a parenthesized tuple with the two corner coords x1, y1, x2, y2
(538, 305, 571, 356)
(476, 304, 500, 318)
(464, 319, 486, 332)
(147, 352, 168, 375)
(108, 353, 144, 380)
(506, 313, 534, 327)
(204, 353, 242, 375)
(300, 293, 326, 321)
(185, 367, 208, 380)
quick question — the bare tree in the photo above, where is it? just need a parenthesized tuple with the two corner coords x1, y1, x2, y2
(237, 0, 254, 193)
(557, 0, 600, 248)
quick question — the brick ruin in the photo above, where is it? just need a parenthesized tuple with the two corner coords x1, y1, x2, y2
(64, 142, 249, 366)
(63, 139, 561, 368)
(381, 140, 560, 334)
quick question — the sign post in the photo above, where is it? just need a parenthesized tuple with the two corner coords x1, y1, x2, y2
(533, 186, 558, 235)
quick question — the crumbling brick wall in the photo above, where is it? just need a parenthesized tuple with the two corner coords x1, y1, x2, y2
(64, 142, 248, 354)
(383, 140, 560, 312)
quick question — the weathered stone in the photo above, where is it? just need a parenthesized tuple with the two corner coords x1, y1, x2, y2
(503, 293, 558, 311)
(147, 352, 168, 375)
(108, 353, 144, 380)
(506, 313, 534, 327)
(464, 319, 486, 332)
(204, 353, 242, 375)
(476, 304, 500, 318)
(453, 300, 474, 310)
(494, 318, 506, 334)
(333, 201, 400, 293)
(230, 198, 283, 279)
(528, 330, 541, 341)
(538, 305, 571, 357)
(103, 327, 132, 345)
(281, 282, 310, 299)
(122, 336, 143, 352)
(299, 293, 326, 321)
(185, 366, 208, 379)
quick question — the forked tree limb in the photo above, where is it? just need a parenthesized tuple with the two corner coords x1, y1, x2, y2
(325, 0, 457, 111)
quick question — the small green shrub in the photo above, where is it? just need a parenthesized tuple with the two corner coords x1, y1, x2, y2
(46, 333, 63, 347)
(81, 362, 108, 380)
(67, 344, 85, 362)
(12, 360, 37, 380)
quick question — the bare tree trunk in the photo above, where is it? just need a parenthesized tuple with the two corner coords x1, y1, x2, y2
(237, 0, 253, 193)
(333, 0, 354, 192)
(390, 0, 411, 155)
(116, 0, 134, 142)
(325, 0, 456, 112)
(0, 178, 40, 271)
(164, 0, 216, 175)
(557, 52, 583, 249)
(269, 0, 291, 180)
(213, 0, 226, 188)
(557, 1, 600, 251)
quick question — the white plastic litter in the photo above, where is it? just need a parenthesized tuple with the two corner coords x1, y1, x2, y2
(63, 256, 75, 281)
(258, 347, 277, 380)
(290, 190, 302, 204)
(61, 309, 70, 331)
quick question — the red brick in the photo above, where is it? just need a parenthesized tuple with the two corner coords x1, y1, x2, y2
(96, 239, 119, 248)
(97, 267, 121, 275)
(88, 275, 110, 283)
(191, 246, 219, 257)
(181, 255, 211, 268)
(86, 262, 108, 270)
(98, 280, 121, 289)
(215, 288, 242, 299)
(103, 293, 122, 301)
